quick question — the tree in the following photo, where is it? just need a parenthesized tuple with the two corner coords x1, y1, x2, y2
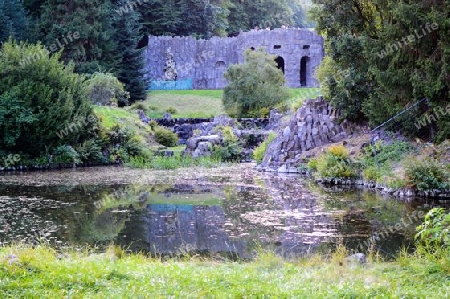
(113, 0, 147, 104)
(38, 0, 118, 74)
(222, 48, 289, 117)
(84, 72, 130, 106)
(311, 0, 450, 139)
(0, 40, 95, 156)
(0, 0, 30, 43)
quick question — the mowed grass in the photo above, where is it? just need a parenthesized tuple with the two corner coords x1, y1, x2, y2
(145, 90, 226, 118)
(141, 88, 321, 118)
(93, 106, 141, 129)
(1, 245, 449, 298)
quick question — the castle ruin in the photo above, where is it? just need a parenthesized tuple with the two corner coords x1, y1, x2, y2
(144, 28, 324, 90)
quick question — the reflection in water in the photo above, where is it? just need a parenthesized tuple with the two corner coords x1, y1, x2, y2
(0, 172, 448, 259)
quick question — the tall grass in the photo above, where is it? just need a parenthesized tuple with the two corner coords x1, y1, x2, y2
(1, 244, 449, 297)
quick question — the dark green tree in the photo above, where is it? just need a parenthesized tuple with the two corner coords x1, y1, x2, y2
(38, 0, 118, 73)
(312, 0, 449, 139)
(0, 0, 30, 43)
(0, 40, 95, 156)
(222, 48, 289, 117)
(113, 0, 147, 104)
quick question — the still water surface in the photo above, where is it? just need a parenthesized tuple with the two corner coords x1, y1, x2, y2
(0, 166, 446, 259)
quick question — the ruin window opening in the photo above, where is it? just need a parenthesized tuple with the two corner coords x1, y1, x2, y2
(300, 56, 310, 86)
(274, 45, 281, 49)
(303, 45, 310, 49)
(275, 56, 285, 74)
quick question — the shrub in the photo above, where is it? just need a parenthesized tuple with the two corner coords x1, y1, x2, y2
(327, 144, 349, 159)
(76, 140, 104, 163)
(108, 124, 152, 162)
(0, 40, 94, 157)
(149, 120, 158, 131)
(52, 145, 81, 165)
(404, 158, 449, 191)
(307, 158, 318, 171)
(416, 208, 450, 249)
(253, 132, 276, 164)
(309, 145, 357, 179)
(84, 72, 130, 107)
(166, 107, 177, 115)
(212, 126, 242, 162)
(222, 48, 290, 118)
(154, 127, 179, 147)
(131, 102, 148, 113)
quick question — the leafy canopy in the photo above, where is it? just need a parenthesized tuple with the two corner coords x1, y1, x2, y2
(222, 48, 289, 118)
(0, 40, 94, 156)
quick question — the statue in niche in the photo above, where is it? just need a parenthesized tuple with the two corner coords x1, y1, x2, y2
(163, 47, 177, 81)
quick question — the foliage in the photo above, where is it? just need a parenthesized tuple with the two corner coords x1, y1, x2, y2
(52, 145, 81, 165)
(358, 140, 413, 183)
(84, 73, 130, 106)
(253, 132, 276, 164)
(108, 124, 152, 163)
(416, 208, 450, 250)
(0, 40, 94, 157)
(311, 0, 450, 138)
(166, 107, 177, 115)
(308, 145, 356, 179)
(211, 126, 242, 162)
(75, 140, 104, 163)
(112, 1, 147, 104)
(0, 0, 31, 43)
(154, 127, 179, 147)
(404, 158, 449, 191)
(37, 0, 118, 74)
(223, 48, 290, 118)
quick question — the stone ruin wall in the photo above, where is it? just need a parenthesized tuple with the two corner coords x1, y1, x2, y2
(144, 28, 324, 89)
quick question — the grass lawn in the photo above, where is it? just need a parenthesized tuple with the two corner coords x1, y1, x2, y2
(142, 88, 321, 119)
(144, 90, 226, 118)
(93, 106, 141, 130)
(1, 245, 449, 297)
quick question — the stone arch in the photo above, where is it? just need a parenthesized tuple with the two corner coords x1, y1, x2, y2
(300, 56, 310, 86)
(275, 56, 285, 74)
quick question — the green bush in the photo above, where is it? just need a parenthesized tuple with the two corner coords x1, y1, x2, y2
(52, 145, 81, 165)
(108, 124, 152, 163)
(0, 40, 94, 157)
(212, 126, 242, 162)
(154, 127, 179, 147)
(308, 145, 357, 179)
(222, 48, 290, 118)
(416, 208, 450, 250)
(404, 158, 449, 191)
(76, 140, 104, 163)
(253, 132, 276, 164)
(166, 107, 177, 115)
(84, 72, 130, 107)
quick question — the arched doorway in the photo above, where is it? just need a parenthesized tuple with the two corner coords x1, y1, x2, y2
(275, 56, 285, 74)
(300, 56, 310, 86)
(214, 61, 227, 89)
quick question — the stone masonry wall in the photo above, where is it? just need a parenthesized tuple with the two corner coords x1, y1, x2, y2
(144, 28, 324, 89)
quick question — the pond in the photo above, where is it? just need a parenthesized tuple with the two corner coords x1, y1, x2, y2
(0, 165, 447, 259)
